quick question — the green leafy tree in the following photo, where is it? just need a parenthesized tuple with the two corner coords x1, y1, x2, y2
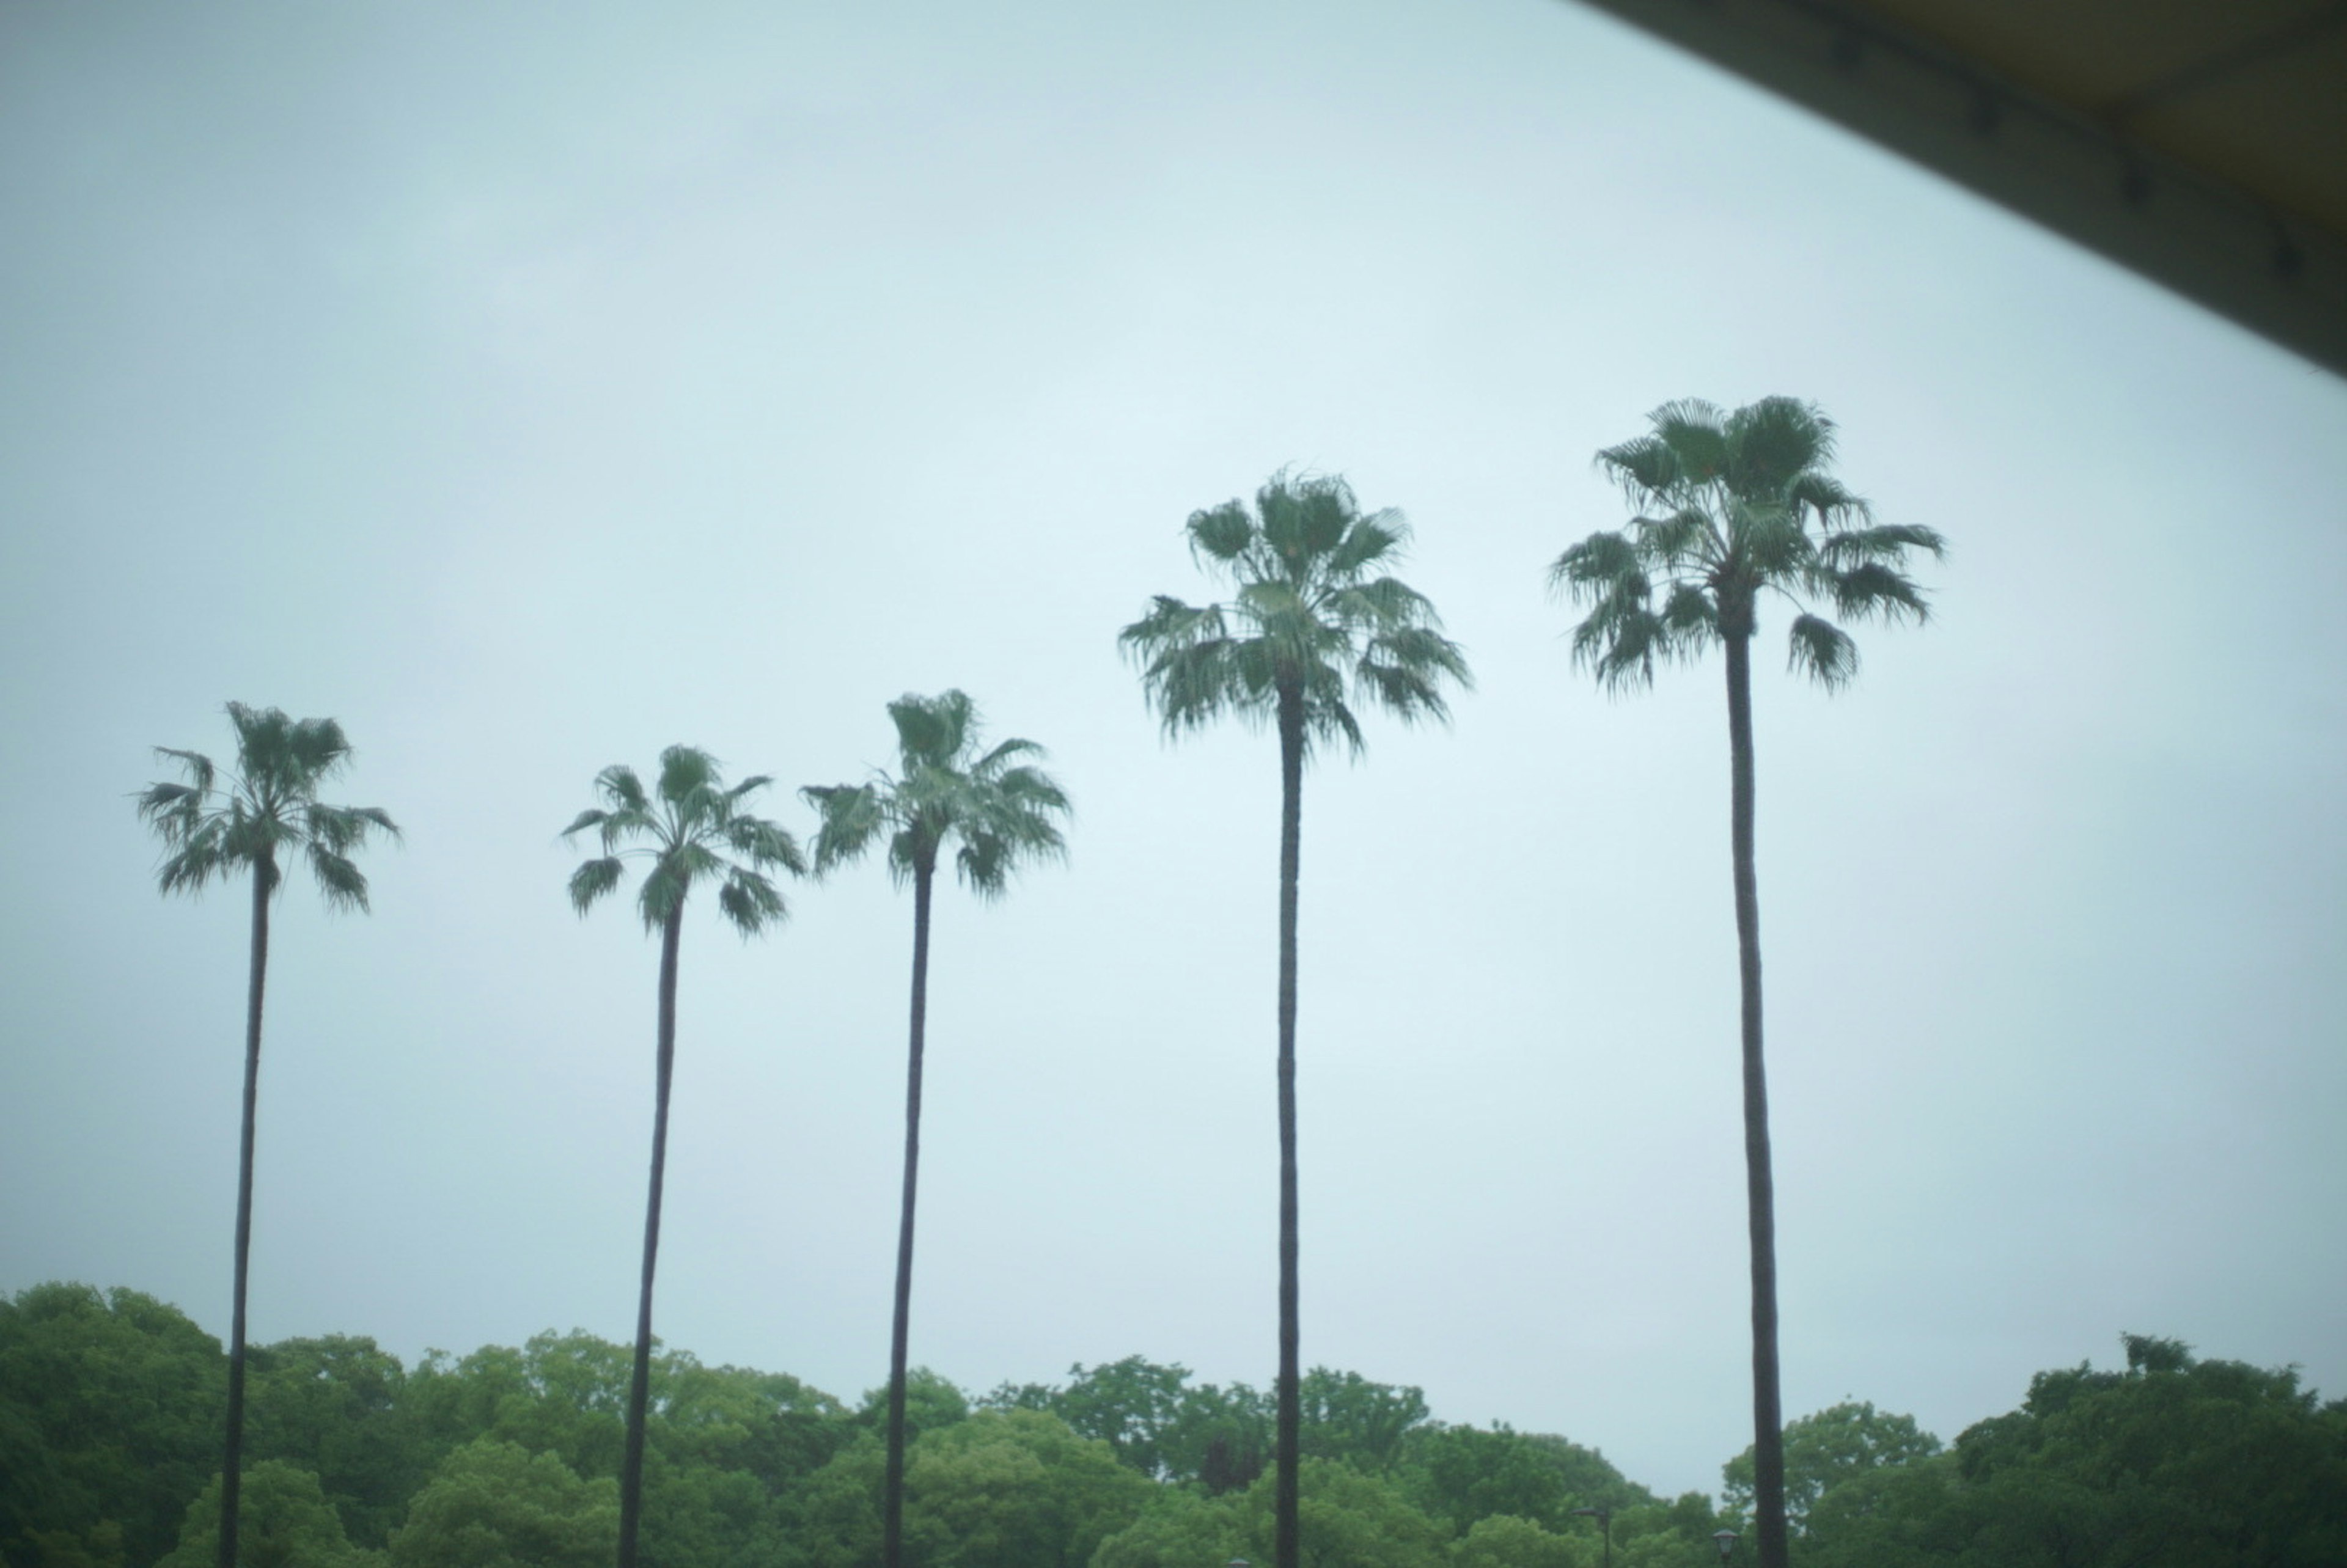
(245, 1337, 432, 1548)
(903, 1409, 1151, 1568)
(1296, 1369, 1427, 1474)
(0, 1284, 225, 1568)
(1452, 1514, 1592, 1568)
(137, 706, 400, 1568)
(1609, 1493, 1733, 1568)
(1249, 1458, 1448, 1568)
(1165, 1380, 1272, 1496)
(1095, 1459, 1449, 1568)
(986, 1358, 1191, 1481)
(1551, 401, 1941, 1568)
(156, 1461, 376, 1568)
(801, 691, 1069, 1568)
(1402, 1423, 1640, 1537)
(1721, 1401, 1939, 1536)
(1086, 1487, 1244, 1568)
(388, 1441, 616, 1568)
(562, 747, 806, 1568)
(1936, 1336, 2347, 1568)
(1120, 472, 1469, 1568)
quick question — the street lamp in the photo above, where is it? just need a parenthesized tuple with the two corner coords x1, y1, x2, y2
(1572, 1506, 1614, 1568)
(1713, 1528, 1739, 1561)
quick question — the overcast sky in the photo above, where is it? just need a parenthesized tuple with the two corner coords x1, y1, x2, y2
(3, 0, 2343, 1503)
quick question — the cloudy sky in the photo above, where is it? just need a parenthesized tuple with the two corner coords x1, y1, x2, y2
(4, 0, 2343, 1501)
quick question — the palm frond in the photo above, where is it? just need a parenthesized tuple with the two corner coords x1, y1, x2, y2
(1736, 505, 1815, 583)
(637, 858, 690, 931)
(802, 782, 887, 874)
(1186, 500, 1256, 566)
(1659, 583, 1719, 641)
(1301, 689, 1365, 758)
(307, 847, 371, 913)
(1723, 397, 1832, 490)
(562, 808, 610, 840)
(1785, 472, 1870, 529)
(1548, 531, 1645, 603)
(1787, 613, 1860, 689)
(156, 830, 234, 897)
(1118, 595, 1222, 657)
(724, 815, 807, 876)
(1287, 474, 1357, 560)
(306, 802, 400, 855)
(955, 829, 1012, 899)
(569, 857, 623, 915)
(1136, 638, 1261, 736)
(282, 714, 355, 783)
(151, 747, 216, 796)
(1632, 507, 1718, 569)
(136, 781, 210, 846)
(1580, 607, 1669, 692)
(595, 765, 648, 815)
(1326, 576, 1436, 632)
(1832, 562, 1931, 625)
(1817, 523, 1946, 563)
(971, 736, 1046, 779)
(656, 746, 719, 808)
(888, 691, 975, 772)
(1325, 510, 1408, 578)
(717, 869, 788, 937)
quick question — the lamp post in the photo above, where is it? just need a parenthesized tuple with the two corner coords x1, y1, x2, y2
(1572, 1506, 1614, 1568)
(1713, 1528, 1739, 1562)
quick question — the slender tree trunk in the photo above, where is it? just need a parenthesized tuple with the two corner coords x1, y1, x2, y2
(882, 859, 935, 1568)
(1724, 631, 1788, 1568)
(216, 859, 273, 1568)
(617, 906, 683, 1568)
(1273, 684, 1304, 1568)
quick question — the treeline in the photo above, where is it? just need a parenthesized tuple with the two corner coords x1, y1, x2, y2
(6, 1284, 2342, 1568)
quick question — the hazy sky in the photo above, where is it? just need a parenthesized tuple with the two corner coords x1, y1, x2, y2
(4, 0, 2343, 1503)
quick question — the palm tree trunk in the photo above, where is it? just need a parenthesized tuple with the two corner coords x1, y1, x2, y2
(216, 859, 271, 1568)
(1724, 631, 1788, 1568)
(1273, 683, 1304, 1568)
(882, 859, 935, 1568)
(617, 904, 683, 1568)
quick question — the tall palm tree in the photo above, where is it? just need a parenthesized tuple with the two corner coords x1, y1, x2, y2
(801, 691, 1070, 1568)
(1551, 398, 1943, 1568)
(1118, 472, 1469, 1568)
(136, 703, 400, 1568)
(561, 746, 806, 1568)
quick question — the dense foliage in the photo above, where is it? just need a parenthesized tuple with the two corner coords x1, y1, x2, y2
(7, 1285, 2339, 1568)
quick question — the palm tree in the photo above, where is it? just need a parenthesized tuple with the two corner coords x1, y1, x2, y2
(1118, 472, 1469, 1568)
(136, 703, 400, 1568)
(561, 746, 806, 1568)
(801, 691, 1070, 1568)
(1550, 398, 1943, 1568)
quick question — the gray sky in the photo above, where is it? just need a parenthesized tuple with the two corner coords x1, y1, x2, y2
(3, 0, 2343, 1503)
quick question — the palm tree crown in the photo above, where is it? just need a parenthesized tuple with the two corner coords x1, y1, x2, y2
(802, 690, 1070, 890)
(1550, 397, 1944, 686)
(563, 746, 806, 934)
(138, 702, 400, 904)
(1118, 471, 1471, 752)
